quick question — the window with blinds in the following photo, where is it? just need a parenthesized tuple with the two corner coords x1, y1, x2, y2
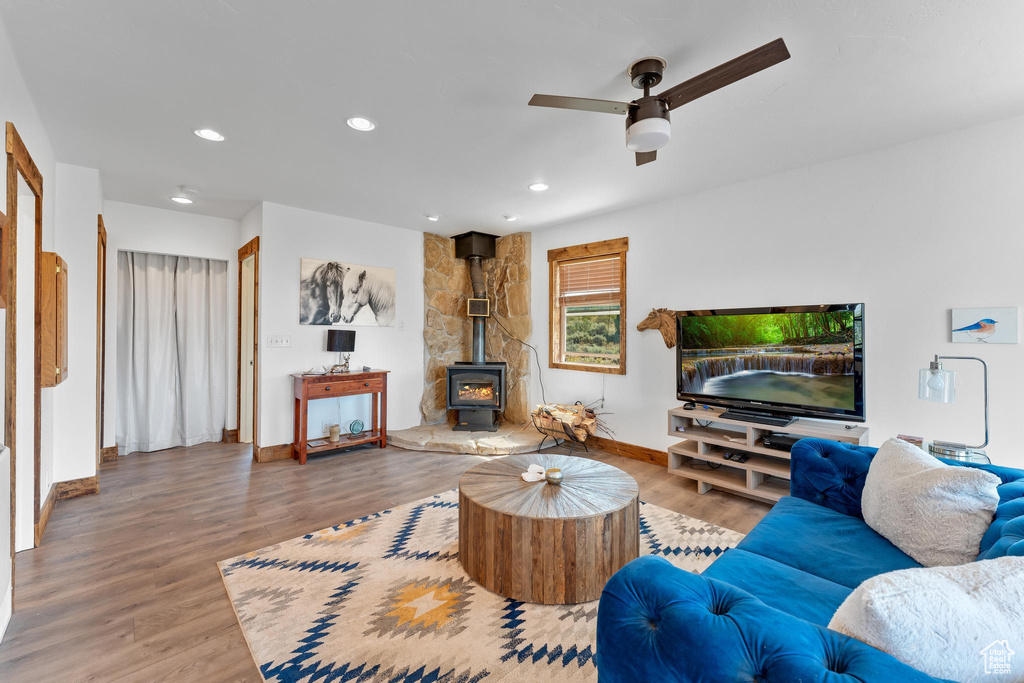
(548, 239, 627, 374)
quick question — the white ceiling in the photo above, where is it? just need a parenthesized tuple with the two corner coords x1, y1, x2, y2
(2, 1, 1023, 234)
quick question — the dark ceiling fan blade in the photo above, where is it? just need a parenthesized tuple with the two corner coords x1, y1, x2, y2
(635, 150, 656, 166)
(659, 38, 790, 111)
(528, 94, 631, 115)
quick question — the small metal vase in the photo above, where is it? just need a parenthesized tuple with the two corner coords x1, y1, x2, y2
(544, 468, 563, 485)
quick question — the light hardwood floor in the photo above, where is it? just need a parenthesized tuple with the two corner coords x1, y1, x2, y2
(0, 440, 770, 681)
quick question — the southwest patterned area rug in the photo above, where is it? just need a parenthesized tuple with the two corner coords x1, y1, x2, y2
(218, 489, 744, 682)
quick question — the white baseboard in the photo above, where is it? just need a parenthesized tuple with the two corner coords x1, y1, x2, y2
(0, 577, 11, 644)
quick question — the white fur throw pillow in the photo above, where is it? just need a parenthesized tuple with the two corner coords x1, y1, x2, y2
(862, 437, 1000, 567)
(829, 557, 1024, 682)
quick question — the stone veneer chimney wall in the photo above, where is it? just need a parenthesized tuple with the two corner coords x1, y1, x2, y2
(420, 232, 531, 425)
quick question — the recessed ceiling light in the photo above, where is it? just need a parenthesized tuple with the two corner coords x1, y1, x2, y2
(503, 214, 518, 222)
(194, 128, 225, 142)
(170, 185, 198, 204)
(528, 182, 549, 192)
(347, 117, 377, 132)
(424, 214, 440, 222)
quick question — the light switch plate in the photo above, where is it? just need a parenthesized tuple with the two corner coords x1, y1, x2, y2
(267, 335, 291, 348)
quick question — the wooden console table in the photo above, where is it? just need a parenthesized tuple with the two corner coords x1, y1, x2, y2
(291, 370, 389, 464)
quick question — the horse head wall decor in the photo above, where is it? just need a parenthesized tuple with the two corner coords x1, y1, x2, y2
(636, 308, 677, 348)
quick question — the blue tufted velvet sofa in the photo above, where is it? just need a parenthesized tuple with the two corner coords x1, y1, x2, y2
(596, 438, 1024, 682)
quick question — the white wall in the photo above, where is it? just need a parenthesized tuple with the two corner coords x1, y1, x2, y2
(258, 202, 424, 447)
(15, 186, 38, 551)
(102, 201, 241, 450)
(100, 199, 425, 452)
(239, 203, 262, 247)
(1, 9, 58, 551)
(531, 114, 1024, 469)
(53, 163, 103, 482)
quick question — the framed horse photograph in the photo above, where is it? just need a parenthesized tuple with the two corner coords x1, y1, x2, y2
(299, 257, 396, 326)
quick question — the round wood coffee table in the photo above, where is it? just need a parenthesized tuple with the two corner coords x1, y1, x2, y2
(458, 453, 639, 604)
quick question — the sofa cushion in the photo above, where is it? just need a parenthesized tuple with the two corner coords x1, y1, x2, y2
(978, 480, 1024, 560)
(828, 556, 1024, 682)
(790, 438, 877, 519)
(863, 438, 1001, 567)
(704, 548, 851, 626)
(597, 555, 942, 683)
(736, 496, 920, 588)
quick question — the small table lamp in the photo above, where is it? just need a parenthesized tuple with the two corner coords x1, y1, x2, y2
(918, 354, 989, 460)
(327, 329, 356, 373)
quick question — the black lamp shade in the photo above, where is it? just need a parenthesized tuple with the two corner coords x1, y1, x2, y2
(327, 329, 356, 353)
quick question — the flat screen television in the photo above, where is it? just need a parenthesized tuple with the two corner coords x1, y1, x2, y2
(676, 304, 865, 422)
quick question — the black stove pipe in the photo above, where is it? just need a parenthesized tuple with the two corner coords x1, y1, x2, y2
(468, 255, 486, 365)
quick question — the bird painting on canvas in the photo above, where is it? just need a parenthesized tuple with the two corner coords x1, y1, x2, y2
(952, 318, 998, 342)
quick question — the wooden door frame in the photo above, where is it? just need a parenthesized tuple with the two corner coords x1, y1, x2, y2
(236, 237, 259, 454)
(6, 122, 45, 605)
(95, 216, 106, 466)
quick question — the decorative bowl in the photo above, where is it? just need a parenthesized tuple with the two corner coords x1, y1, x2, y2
(544, 468, 563, 485)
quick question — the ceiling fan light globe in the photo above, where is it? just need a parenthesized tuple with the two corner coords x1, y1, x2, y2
(625, 117, 671, 153)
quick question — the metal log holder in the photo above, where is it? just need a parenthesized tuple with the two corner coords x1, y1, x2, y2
(531, 404, 590, 457)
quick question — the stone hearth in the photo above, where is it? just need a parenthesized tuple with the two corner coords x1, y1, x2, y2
(389, 423, 553, 456)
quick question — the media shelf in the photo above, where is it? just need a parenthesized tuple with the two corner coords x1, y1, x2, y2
(666, 405, 868, 504)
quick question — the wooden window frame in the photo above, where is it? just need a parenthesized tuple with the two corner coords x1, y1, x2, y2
(548, 237, 628, 375)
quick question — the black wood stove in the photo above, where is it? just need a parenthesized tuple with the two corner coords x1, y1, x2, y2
(445, 231, 506, 432)
(446, 362, 506, 431)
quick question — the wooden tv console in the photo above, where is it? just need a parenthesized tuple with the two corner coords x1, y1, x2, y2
(667, 406, 868, 503)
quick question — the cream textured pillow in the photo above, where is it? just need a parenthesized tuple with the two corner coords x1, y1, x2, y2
(862, 437, 1000, 567)
(829, 557, 1024, 682)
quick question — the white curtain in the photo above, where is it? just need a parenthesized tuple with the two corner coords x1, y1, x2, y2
(116, 252, 227, 455)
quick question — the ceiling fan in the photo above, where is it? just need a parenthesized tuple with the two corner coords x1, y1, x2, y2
(529, 38, 790, 166)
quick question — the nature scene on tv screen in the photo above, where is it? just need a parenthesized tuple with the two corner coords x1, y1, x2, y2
(678, 310, 857, 411)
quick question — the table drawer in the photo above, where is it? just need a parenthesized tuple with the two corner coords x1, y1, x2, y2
(307, 377, 383, 397)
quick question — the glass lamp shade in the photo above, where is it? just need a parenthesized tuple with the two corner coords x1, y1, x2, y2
(327, 329, 356, 353)
(625, 117, 671, 153)
(918, 367, 955, 403)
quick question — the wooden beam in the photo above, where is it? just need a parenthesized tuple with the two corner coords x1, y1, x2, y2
(5, 136, 18, 606)
(0, 208, 7, 309)
(588, 435, 668, 467)
(96, 215, 106, 467)
(34, 484, 55, 546)
(5, 122, 42, 197)
(56, 476, 100, 500)
(33, 178, 43, 531)
(546, 237, 628, 262)
(237, 236, 259, 456)
(8, 122, 47, 545)
(254, 443, 292, 463)
(39, 251, 59, 387)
